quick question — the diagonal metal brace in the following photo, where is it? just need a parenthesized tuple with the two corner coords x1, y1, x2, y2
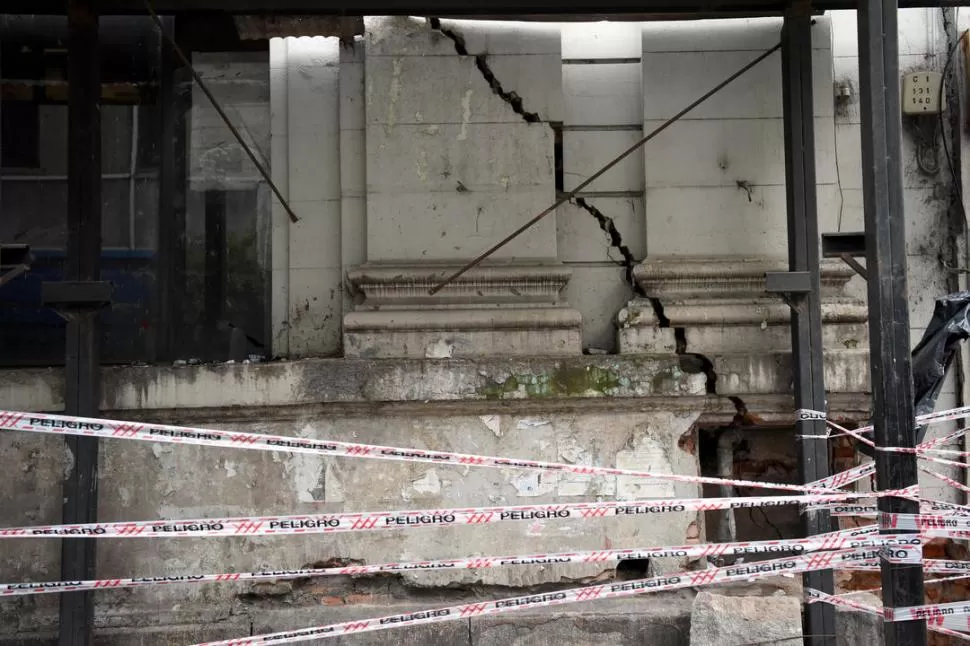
(765, 271, 811, 312)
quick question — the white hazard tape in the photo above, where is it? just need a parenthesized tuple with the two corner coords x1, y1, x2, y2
(797, 403, 970, 454)
(919, 466, 970, 497)
(0, 410, 845, 495)
(807, 495, 961, 519)
(0, 527, 903, 597)
(795, 409, 828, 422)
(882, 512, 970, 532)
(807, 587, 881, 616)
(193, 548, 881, 646)
(0, 492, 867, 539)
(888, 598, 970, 631)
(808, 589, 970, 641)
(803, 484, 920, 516)
(807, 462, 874, 491)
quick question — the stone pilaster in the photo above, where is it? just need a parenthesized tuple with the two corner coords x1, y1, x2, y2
(618, 256, 868, 355)
(343, 18, 580, 357)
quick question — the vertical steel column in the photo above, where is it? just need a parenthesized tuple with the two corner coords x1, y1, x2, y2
(857, 1, 926, 645)
(781, 7, 836, 645)
(59, 1, 101, 644)
(157, 16, 189, 361)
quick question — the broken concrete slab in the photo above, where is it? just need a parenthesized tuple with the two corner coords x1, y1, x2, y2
(689, 591, 802, 646)
(834, 592, 883, 646)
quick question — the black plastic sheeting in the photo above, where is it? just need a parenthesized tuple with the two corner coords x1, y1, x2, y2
(858, 291, 970, 457)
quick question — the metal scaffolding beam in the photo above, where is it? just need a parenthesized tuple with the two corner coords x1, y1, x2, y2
(57, 1, 103, 643)
(857, 0, 927, 644)
(780, 6, 836, 645)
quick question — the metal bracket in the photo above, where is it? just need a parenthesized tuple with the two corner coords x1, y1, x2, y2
(765, 271, 812, 312)
(765, 270, 812, 293)
(822, 232, 868, 281)
(0, 244, 32, 288)
(42, 280, 113, 321)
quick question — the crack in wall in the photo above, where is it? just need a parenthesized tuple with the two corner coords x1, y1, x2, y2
(572, 197, 670, 327)
(428, 18, 541, 124)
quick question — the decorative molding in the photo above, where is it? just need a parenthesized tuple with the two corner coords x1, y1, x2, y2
(618, 256, 869, 357)
(347, 262, 571, 308)
(632, 256, 857, 301)
(344, 262, 582, 358)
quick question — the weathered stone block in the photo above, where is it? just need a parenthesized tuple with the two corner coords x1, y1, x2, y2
(366, 17, 561, 58)
(366, 124, 554, 193)
(563, 63, 642, 126)
(643, 186, 790, 258)
(562, 265, 636, 351)
(365, 191, 557, 262)
(472, 596, 692, 645)
(562, 22, 642, 59)
(563, 130, 644, 193)
(834, 593, 883, 646)
(642, 16, 830, 54)
(689, 592, 802, 646)
(365, 55, 562, 126)
(642, 117, 835, 188)
(642, 49, 832, 120)
(288, 199, 341, 270)
(556, 198, 645, 263)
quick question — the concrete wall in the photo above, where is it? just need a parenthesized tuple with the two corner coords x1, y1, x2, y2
(269, 37, 344, 357)
(0, 358, 707, 643)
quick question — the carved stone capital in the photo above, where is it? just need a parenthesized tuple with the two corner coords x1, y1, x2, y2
(618, 256, 868, 355)
(344, 262, 582, 358)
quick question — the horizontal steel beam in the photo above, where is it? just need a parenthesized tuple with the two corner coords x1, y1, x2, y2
(765, 271, 812, 294)
(821, 232, 866, 257)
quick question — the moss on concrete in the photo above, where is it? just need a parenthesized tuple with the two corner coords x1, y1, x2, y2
(479, 364, 623, 400)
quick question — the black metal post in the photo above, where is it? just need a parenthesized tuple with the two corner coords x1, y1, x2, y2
(157, 16, 189, 361)
(857, 0, 927, 644)
(59, 1, 101, 644)
(781, 7, 836, 645)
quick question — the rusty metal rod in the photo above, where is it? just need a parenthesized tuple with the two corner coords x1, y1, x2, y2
(144, 0, 300, 223)
(429, 41, 782, 295)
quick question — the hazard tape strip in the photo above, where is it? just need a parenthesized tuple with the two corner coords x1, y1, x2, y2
(192, 548, 879, 646)
(881, 512, 970, 532)
(808, 589, 970, 641)
(888, 598, 970, 631)
(0, 410, 850, 495)
(0, 527, 900, 597)
(806, 587, 881, 616)
(807, 497, 967, 519)
(919, 466, 970, 497)
(807, 462, 874, 491)
(797, 404, 970, 454)
(0, 492, 869, 539)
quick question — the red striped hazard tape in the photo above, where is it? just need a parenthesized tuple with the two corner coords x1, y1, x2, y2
(0, 410, 850, 495)
(0, 492, 872, 539)
(189, 548, 891, 646)
(0, 525, 895, 596)
(807, 589, 970, 641)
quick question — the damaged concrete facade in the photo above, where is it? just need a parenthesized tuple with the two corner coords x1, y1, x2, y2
(1, 8, 969, 644)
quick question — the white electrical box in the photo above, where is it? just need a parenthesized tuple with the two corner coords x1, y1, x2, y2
(902, 71, 943, 115)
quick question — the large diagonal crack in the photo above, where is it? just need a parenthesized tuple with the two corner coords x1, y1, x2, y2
(428, 18, 541, 124)
(570, 201, 744, 414)
(572, 197, 669, 324)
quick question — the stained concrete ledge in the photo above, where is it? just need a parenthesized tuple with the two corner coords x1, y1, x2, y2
(0, 356, 706, 413)
(0, 354, 869, 422)
(3, 594, 694, 646)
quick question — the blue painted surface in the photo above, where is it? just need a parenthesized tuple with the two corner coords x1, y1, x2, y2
(0, 248, 156, 365)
